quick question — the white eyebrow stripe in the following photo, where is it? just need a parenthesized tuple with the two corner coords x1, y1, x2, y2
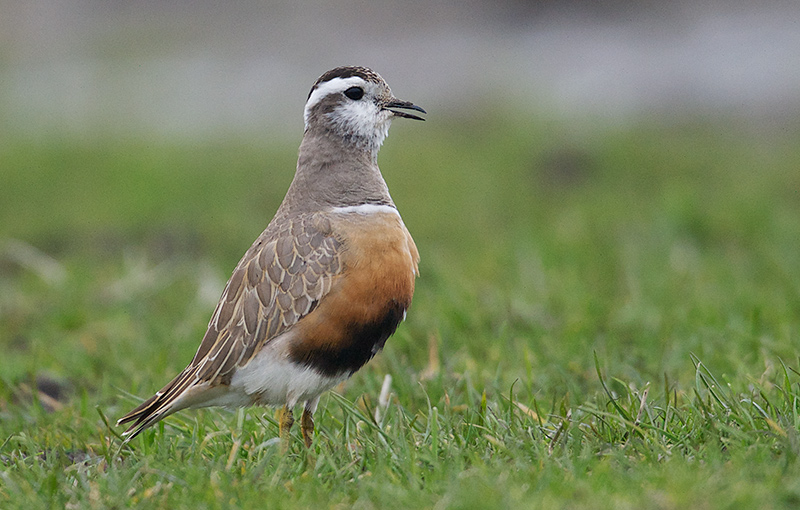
(304, 76, 367, 126)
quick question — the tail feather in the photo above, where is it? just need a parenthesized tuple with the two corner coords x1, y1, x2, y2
(117, 369, 196, 441)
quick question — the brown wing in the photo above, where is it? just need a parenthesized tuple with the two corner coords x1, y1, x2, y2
(117, 213, 341, 438)
(192, 215, 341, 384)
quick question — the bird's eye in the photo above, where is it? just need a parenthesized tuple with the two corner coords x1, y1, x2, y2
(344, 87, 364, 100)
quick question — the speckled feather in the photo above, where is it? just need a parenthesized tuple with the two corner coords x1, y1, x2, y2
(117, 214, 342, 435)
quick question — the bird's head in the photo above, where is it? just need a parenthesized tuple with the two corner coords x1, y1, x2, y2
(303, 66, 426, 152)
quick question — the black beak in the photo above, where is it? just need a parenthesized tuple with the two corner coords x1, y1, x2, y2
(383, 99, 427, 121)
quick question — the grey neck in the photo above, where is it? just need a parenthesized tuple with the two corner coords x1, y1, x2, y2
(276, 127, 394, 215)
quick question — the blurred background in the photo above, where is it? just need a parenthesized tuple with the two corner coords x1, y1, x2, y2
(2, 0, 799, 139)
(1, 0, 799, 414)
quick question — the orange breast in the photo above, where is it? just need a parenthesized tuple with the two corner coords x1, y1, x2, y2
(289, 212, 419, 375)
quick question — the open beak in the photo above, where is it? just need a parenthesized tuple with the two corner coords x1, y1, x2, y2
(383, 99, 427, 121)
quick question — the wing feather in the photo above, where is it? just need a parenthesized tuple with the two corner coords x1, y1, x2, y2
(117, 213, 342, 439)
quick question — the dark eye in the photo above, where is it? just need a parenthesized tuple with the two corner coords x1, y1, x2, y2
(344, 86, 364, 100)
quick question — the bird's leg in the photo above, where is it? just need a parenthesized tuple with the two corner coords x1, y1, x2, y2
(300, 407, 314, 448)
(301, 397, 320, 448)
(276, 405, 294, 450)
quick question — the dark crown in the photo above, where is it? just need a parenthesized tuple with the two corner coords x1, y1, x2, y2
(307, 66, 384, 99)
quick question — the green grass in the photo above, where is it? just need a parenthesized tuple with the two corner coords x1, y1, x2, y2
(2, 113, 800, 508)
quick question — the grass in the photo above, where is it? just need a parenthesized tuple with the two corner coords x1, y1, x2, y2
(1, 112, 800, 508)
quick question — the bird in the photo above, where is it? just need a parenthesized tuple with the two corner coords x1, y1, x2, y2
(117, 66, 424, 447)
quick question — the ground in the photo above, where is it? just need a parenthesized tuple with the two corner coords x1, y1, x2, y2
(1, 113, 800, 508)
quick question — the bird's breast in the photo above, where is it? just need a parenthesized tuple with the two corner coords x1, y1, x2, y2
(288, 210, 419, 376)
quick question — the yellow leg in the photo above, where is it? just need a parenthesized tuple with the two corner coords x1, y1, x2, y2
(276, 405, 294, 451)
(300, 408, 314, 448)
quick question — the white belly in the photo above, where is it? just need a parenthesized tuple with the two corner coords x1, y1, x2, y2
(225, 331, 349, 408)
